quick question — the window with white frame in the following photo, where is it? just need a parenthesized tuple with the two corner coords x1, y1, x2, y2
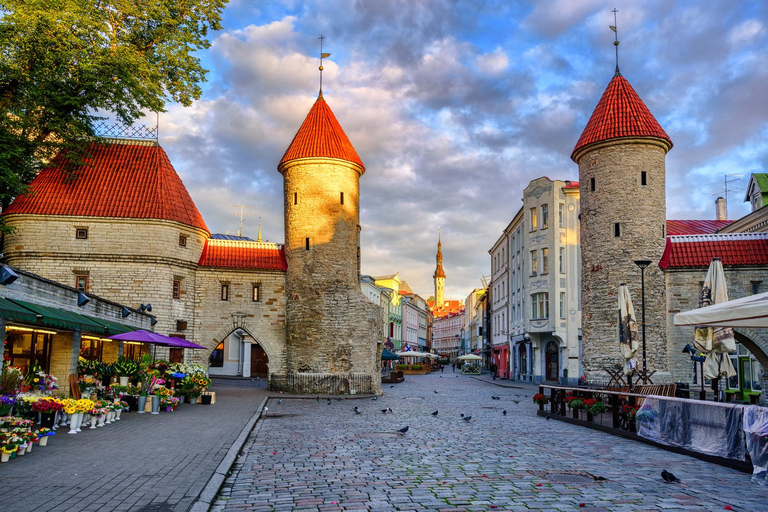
(558, 203, 564, 228)
(542, 248, 549, 275)
(532, 293, 549, 320)
(560, 292, 566, 319)
(530, 207, 537, 231)
(530, 250, 538, 276)
(559, 247, 565, 274)
(541, 204, 548, 229)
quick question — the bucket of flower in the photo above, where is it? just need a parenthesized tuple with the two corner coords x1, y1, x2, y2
(582, 398, 606, 422)
(565, 395, 584, 419)
(32, 397, 63, 428)
(0, 432, 23, 462)
(37, 427, 54, 446)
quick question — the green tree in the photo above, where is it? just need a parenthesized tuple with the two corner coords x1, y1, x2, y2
(0, 0, 227, 227)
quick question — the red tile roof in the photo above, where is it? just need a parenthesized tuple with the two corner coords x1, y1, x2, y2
(563, 181, 580, 189)
(429, 299, 465, 318)
(198, 239, 287, 271)
(279, 95, 365, 172)
(571, 74, 672, 160)
(659, 233, 768, 269)
(3, 140, 209, 233)
(666, 220, 733, 236)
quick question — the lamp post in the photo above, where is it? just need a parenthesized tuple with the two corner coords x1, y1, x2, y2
(634, 260, 652, 377)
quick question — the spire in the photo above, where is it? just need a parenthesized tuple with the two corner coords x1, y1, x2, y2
(319, 34, 330, 97)
(257, 216, 262, 242)
(610, 8, 621, 76)
(434, 230, 446, 279)
(571, 74, 672, 161)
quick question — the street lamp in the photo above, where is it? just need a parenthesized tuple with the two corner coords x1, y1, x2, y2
(634, 260, 652, 377)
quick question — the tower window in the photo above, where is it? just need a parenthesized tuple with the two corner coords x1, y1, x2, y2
(294, 192, 298, 205)
(641, 171, 647, 186)
(340, 192, 344, 205)
(173, 280, 181, 299)
(305, 237, 310, 251)
(220, 283, 229, 301)
(179, 235, 187, 247)
(614, 223, 621, 237)
(252, 284, 261, 302)
(75, 275, 88, 292)
(76, 228, 88, 239)
(590, 177, 596, 192)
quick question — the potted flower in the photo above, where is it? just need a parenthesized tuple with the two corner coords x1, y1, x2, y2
(154, 386, 173, 413)
(36, 427, 55, 446)
(31, 398, 63, 428)
(0, 395, 15, 417)
(0, 433, 23, 462)
(582, 398, 606, 420)
(113, 357, 139, 387)
(532, 393, 549, 406)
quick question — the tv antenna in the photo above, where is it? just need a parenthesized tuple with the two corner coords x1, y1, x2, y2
(724, 174, 743, 219)
(233, 204, 255, 237)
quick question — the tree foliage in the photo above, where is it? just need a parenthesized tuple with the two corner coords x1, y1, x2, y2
(0, 0, 227, 222)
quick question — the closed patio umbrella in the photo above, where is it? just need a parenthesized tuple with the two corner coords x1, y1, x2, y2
(693, 258, 737, 380)
(618, 284, 639, 373)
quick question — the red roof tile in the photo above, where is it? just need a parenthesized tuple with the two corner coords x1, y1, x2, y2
(572, 74, 672, 160)
(429, 299, 465, 318)
(279, 95, 365, 172)
(659, 233, 768, 269)
(3, 141, 209, 233)
(666, 220, 733, 236)
(198, 239, 287, 271)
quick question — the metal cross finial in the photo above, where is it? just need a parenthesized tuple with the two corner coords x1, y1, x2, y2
(610, 8, 620, 76)
(319, 34, 331, 96)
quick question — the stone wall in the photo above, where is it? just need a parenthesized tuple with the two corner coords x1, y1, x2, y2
(576, 139, 670, 377)
(280, 157, 382, 394)
(193, 268, 286, 369)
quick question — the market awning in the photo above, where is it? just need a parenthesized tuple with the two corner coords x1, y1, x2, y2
(6, 298, 107, 333)
(84, 315, 134, 335)
(0, 296, 39, 324)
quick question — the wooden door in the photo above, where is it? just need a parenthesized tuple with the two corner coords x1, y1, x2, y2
(250, 344, 269, 378)
(545, 342, 559, 381)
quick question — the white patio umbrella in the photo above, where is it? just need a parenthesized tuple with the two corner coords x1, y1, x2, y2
(674, 291, 768, 328)
(457, 354, 482, 361)
(618, 284, 639, 372)
(691, 258, 737, 379)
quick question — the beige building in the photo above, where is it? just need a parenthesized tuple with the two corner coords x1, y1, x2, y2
(3, 91, 382, 394)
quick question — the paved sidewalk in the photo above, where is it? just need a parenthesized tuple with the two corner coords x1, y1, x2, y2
(213, 372, 768, 512)
(2, 378, 268, 512)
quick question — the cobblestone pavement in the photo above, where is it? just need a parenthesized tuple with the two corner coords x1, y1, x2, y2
(2, 378, 267, 512)
(212, 373, 768, 512)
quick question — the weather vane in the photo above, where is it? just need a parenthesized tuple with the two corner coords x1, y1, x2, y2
(319, 34, 330, 95)
(609, 8, 620, 75)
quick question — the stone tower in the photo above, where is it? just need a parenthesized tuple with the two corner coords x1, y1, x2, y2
(571, 70, 673, 378)
(433, 235, 446, 307)
(277, 92, 382, 394)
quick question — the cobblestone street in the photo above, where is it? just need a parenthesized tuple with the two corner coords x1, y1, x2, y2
(213, 373, 768, 512)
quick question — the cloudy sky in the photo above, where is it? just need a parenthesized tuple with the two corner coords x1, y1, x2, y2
(157, 0, 768, 302)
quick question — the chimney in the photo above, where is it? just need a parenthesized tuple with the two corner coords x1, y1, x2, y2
(715, 197, 726, 221)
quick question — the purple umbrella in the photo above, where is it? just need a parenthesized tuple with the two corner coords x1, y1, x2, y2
(168, 337, 207, 350)
(108, 330, 177, 345)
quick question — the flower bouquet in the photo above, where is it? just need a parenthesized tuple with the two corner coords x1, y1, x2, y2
(0, 364, 24, 395)
(565, 395, 584, 410)
(31, 398, 63, 414)
(532, 393, 549, 405)
(0, 394, 15, 416)
(0, 432, 24, 461)
(36, 427, 55, 446)
(582, 398, 606, 416)
(622, 404, 640, 421)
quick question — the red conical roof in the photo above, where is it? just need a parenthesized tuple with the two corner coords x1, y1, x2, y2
(571, 74, 672, 160)
(3, 140, 209, 233)
(279, 94, 365, 172)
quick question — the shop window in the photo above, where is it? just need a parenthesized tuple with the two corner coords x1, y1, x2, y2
(76, 228, 88, 239)
(79, 338, 103, 361)
(209, 342, 224, 367)
(221, 283, 229, 301)
(123, 342, 149, 361)
(3, 330, 53, 373)
(75, 275, 88, 292)
(172, 280, 181, 299)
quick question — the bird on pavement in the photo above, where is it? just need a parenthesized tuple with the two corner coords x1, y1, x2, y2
(396, 426, 409, 435)
(491, 396, 500, 400)
(316, 396, 319, 401)
(372, 396, 379, 401)
(381, 409, 388, 414)
(661, 470, 680, 483)
(390, 385, 394, 388)
(432, 410, 438, 416)
(462, 416, 472, 422)
(434, 390, 439, 394)
(277, 399, 282, 405)
(353, 406, 361, 414)
(503, 410, 507, 416)
(336, 397, 343, 401)
(460, 413, 464, 417)
(512, 400, 520, 404)
(546, 414, 551, 420)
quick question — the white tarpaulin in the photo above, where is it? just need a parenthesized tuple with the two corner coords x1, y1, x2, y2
(675, 291, 768, 328)
(690, 259, 737, 379)
(618, 284, 639, 372)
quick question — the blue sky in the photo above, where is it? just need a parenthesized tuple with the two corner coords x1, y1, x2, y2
(158, 0, 768, 301)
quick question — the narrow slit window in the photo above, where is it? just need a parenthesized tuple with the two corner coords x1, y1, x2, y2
(590, 177, 596, 192)
(294, 192, 298, 205)
(305, 237, 310, 251)
(340, 192, 344, 205)
(641, 171, 647, 186)
(221, 283, 229, 301)
(614, 223, 621, 237)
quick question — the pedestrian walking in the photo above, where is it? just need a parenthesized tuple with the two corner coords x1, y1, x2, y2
(440, 364, 444, 373)
(490, 362, 498, 380)
(452, 362, 456, 372)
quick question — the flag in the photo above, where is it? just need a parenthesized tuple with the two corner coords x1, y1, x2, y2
(609, 25, 616, 32)
(321, 53, 331, 58)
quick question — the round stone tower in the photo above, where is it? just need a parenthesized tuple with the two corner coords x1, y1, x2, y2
(571, 71, 673, 378)
(277, 92, 382, 394)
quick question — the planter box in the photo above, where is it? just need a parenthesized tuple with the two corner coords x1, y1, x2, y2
(401, 368, 428, 375)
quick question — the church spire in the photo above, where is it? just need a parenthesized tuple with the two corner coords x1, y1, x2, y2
(433, 229, 446, 307)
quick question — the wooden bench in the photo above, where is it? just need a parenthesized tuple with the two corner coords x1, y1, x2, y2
(381, 370, 404, 384)
(621, 383, 677, 407)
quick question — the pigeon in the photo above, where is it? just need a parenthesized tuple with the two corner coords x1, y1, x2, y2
(353, 406, 361, 414)
(372, 396, 379, 401)
(546, 414, 551, 420)
(381, 409, 388, 414)
(327, 398, 331, 404)
(434, 390, 439, 394)
(661, 470, 680, 483)
(512, 400, 520, 404)
(390, 385, 394, 388)
(503, 410, 507, 416)
(460, 413, 465, 417)
(316, 396, 319, 401)
(278, 399, 282, 405)
(462, 416, 472, 422)
(491, 396, 501, 400)
(432, 410, 438, 416)
(396, 426, 409, 434)
(336, 397, 343, 401)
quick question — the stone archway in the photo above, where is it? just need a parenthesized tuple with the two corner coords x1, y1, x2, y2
(208, 315, 274, 379)
(733, 328, 768, 406)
